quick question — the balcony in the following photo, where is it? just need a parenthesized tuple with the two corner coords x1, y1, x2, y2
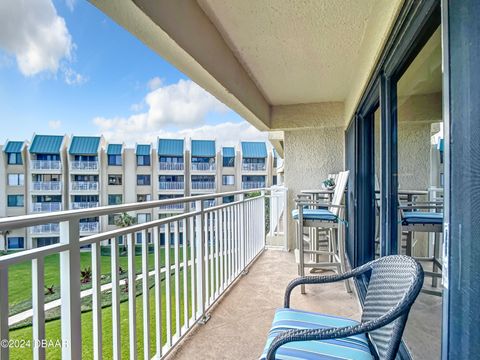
(242, 181, 266, 190)
(191, 162, 216, 171)
(0, 189, 285, 359)
(70, 161, 99, 171)
(71, 202, 99, 209)
(242, 163, 266, 171)
(30, 160, 62, 171)
(159, 203, 185, 211)
(191, 181, 215, 190)
(71, 181, 99, 192)
(80, 222, 100, 233)
(31, 202, 62, 212)
(30, 223, 60, 234)
(158, 162, 184, 171)
(158, 181, 184, 190)
(31, 181, 61, 192)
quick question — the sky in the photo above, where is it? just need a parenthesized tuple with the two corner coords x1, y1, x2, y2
(0, 0, 268, 147)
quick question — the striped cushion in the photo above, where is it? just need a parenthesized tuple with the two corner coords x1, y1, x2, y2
(402, 211, 443, 225)
(260, 309, 373, 360)
(292, 209, 337, 222)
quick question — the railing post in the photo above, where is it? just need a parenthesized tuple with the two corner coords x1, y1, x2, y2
(240, 193, 247, 274)
(0, 267, 9, 360)
(261, 190, 266, 248)
(195, 200, 209, 324)
(59, 219, 82, 359)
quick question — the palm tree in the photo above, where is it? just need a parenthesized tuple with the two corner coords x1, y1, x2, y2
(115, 213, 136, 253)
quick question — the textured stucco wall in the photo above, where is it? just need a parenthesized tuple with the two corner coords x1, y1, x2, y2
(284, 127, 345, 249)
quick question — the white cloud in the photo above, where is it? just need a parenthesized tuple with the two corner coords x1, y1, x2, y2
(147, 76, 163, 91)
(0, 0, 73, 76)
(48, 120, 62, 129)
(65, 0, 76, 12)
(63, 66, 88, 85)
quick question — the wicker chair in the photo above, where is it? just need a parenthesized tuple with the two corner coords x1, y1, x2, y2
(261, 255, 424, 360)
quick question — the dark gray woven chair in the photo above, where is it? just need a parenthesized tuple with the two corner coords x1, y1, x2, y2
(260, 255, 424, 360)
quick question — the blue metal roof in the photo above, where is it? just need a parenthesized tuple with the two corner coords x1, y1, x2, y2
(4, 141, 24, 153)
(158, 139, 184, 156)
(241, 142, 267, 158)
(222, 147, 235, 157)
(107, 144, 123, 155)
(136, 144, 151, 156)
(191, 140, 216, 157)
(29, 135, 63, 154)
(69, 136, 101, 155)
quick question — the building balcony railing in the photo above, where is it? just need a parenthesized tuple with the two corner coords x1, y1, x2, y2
(71, 181, 99, 192)
(159, 203, 185, 211)
(158, 181, 184, 190)
(0, 187, 286, 359)
(70, 161, 99, 171)
(31, 181, 62, 192)
(80, 222, 100, 233)
(191, 181, 215, 190)
(71, 202, 99, 209)
(242, 181, 266, 190)
(31, 202, 62, 212)
(242, 163, 266, 171)
(30, 160, 62, 171)
(191, 162, 216, 171)
(158, 162, 184, 171)
(30, 223, 60, 234)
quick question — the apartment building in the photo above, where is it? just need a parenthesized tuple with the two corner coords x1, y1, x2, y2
(0, 134, 278, 251)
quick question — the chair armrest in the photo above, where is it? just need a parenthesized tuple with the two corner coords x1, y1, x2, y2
(295, 200, 345, 208)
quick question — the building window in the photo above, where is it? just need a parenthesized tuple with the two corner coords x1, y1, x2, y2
(108, 175, 122, 185)
(222, 175, 235, 185)
(273, 176, 278, 185)
(7, 195, 24, 207)
(223, 195, 234, 204)
(8, 173, 24, 186)
(108, 213, 121, 225)
(35, 237, 59, 248)
(108, 154, 122, 166)
(8, 153, 22, 165)
(137, 155, 151, 166)
(36, 154, 59, 161)
(137, 175, 151, 186)
(7, 237, 24, 249)
(223, 156, 235, 167)
(137, 213, 152, 224)
(74, 155, 97, 162)
(137, 194, 152, 202)
(108, 194, 123, 205)
(136, 231, 152, 244)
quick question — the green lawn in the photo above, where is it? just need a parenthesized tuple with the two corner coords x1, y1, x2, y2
(8, 246, 188, 315)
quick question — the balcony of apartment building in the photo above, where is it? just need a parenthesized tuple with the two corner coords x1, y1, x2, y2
(191, 139, 216, 172)
(70, 175, 99, 193)
(68, 136, 101, 172)
(158, 175, 184, 191)
(158, 194, 185, 211)
(29, 223, 60, 235)
(158, 138, 185, 172)
(71, 195, 99, 210)
(242, 175, 266, 190)
(30, 195, 62, 213)
(241, 142, 268, 172)
(191, 175, 215, 192)
(29, 134, 65, 172)
(79, 218, 100, 234)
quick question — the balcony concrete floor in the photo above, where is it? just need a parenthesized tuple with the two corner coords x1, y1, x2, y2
(165, 249, 360, 360)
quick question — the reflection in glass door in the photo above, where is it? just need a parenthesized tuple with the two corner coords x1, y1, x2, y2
(396, 26, 442, 360)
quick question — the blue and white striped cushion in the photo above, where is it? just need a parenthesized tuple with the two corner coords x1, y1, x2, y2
(260, 309, 373, 360)
(292, 209, 338, 222)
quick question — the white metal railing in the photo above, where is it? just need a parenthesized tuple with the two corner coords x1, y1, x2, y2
(71, 202, 99, 209)
(191, 163, 216, 171)
(31, 202, 62, 212)
(71, 181, 99, 191)
(31, 181, 61, 192)
(80, 222, 100, 233)
(159, 162, 184, 171)
(159, 203, 185, 211)
(191, 182, 215, 190)
(30, 160, 62, 171)
(158, 182, 184, 190)
(242, 163, 266, 171)
(0, 187, 283, 359)
(70, 161, 99, 171)
(242, 181, 266, 190)
(30, 223, 60, 234)
(268, 186, 288, 249)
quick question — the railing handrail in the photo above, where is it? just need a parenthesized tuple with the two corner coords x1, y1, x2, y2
(0, 188, 268, 231)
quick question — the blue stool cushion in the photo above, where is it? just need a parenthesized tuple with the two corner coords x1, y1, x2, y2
(260, 308, 373, 360)
(292, 209, 337, 222)
(402, 211, 443, 225)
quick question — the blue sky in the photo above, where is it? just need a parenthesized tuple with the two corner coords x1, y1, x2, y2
(0, 0, 264, 146)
